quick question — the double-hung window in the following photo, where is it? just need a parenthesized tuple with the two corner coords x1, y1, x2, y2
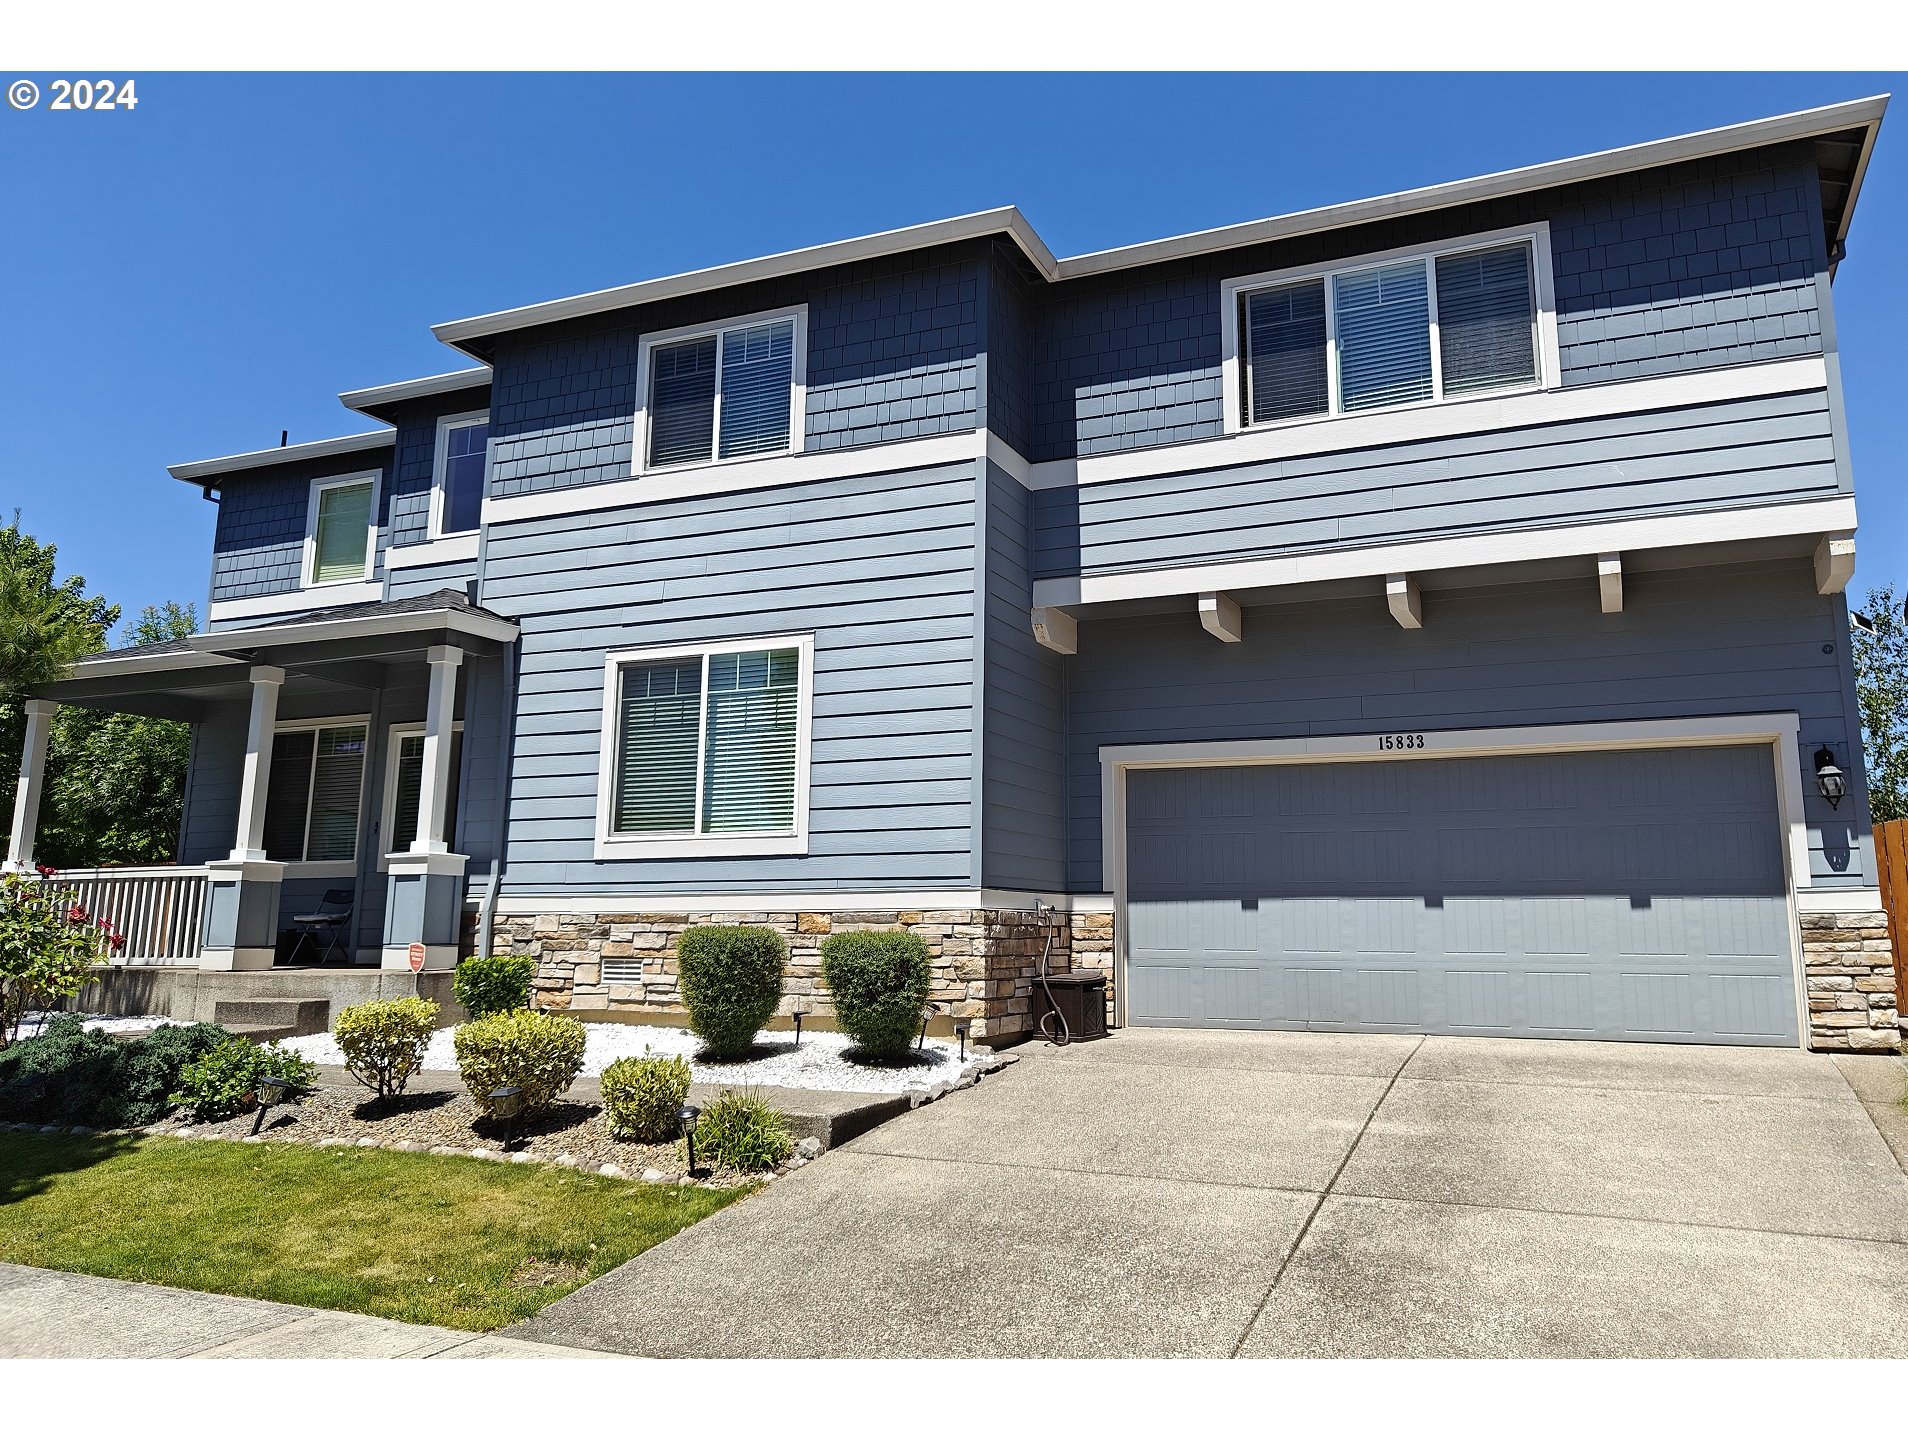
(263, 720, 369, 869)
(432, 413, 489, 536)
(596, 635, 813, 858)
(637, 308, 806, 472)
(1227, 227, 1552, 431)
(305, 472, 379, 585)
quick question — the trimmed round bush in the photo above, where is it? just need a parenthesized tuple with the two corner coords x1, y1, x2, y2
(676, 925, 785, 1059)
(599, 1052, 691, 1142)
(453, 1010, 587, 1114)
(692, 1088, 793, 1172)
(171, 1040, 314, 1123)
(820, 930, 933, 1060)
(333, 996, 439, 1100)
(452, 954, 537, 1018)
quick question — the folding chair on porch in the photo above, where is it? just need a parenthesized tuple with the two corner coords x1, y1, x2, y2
(288, 888, 355, 966)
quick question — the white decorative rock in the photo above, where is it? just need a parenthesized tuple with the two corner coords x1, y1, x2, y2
(317, 1136, 348, 1147)
(597, 1163, 627, 1179)
(794, 1137, 822, 1159)
(640, 1167, 667, 1183)
(510, 1150, 538, 1163)
(242, 1135, 264, 1144)
(355, 1137, 380, 1148)
(553, 1153, 580, 1168)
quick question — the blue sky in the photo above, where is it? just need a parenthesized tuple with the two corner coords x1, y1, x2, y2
(2, 72, 1903, 636)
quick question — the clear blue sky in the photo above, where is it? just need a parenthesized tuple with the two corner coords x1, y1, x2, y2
(2, 72, 1903, 636)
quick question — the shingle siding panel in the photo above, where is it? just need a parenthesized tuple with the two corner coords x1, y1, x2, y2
(208, 450, 393, 602)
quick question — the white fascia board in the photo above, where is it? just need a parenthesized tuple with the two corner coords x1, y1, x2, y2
(338, 367, 491, 414)
(1035, 496, 1861, 608)
(433, 207, 1058, 352)
(169, 430, 395, 485)
(191, 606, 519, 654)
(386, 532, 481, 569)
(1058, 96, 1889, 280)
(207, 582, 384, 622)
(53, 649, 242, 683)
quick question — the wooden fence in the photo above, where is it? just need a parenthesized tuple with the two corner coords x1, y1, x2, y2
(1870, 819, 1908, 998)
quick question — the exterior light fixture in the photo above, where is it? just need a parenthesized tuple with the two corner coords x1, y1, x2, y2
(953, 1019, 972, 1063)
(488, 1085, 525, 1151)
(1814, 747, 1848, 809)
(790, 1007, 806, 1048)
(680, 1104, 708, 1178)
(917, 1003, 935, 1053)
(250, 1075, 291, 1137)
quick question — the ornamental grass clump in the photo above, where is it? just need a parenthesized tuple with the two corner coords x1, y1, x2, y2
(676, 925, 785, 1059)
(692, 1088, 793, 1172)
(333, 996, 439, 1101)
(171, 1039, 314, 1123)
(599, 1051, 692, 1142)
(453, 1010, 587, 1114)
(820, 930, 933, 1060)
(452, 954, 537, 1018)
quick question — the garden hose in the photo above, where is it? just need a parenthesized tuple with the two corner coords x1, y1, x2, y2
(1034, 903, 1070, 1046)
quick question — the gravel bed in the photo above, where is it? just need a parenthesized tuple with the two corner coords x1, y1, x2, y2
(15, 1012, 188, 1040)
(279, 1021, 997, 1095)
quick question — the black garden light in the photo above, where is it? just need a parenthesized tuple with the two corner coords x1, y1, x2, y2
(1814, 746, 1848, 809)
(250, 1075, 291, 1137)
(488, 1085, 525, 1151)
(680, 1103, 709, 1178)
(917, 1003, 935, 1053)
(790, 1005, 806, 1048)
(953, 1018, 972, 1063)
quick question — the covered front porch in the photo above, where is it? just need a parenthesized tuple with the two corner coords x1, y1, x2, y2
(4, 590, 517, 975)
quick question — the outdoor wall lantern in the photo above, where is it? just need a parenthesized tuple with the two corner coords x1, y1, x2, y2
(952, 1019, 972, 1063)
(488, 1085, 525, 1151)
(680, 1104, 708, 1178)
(250, 1075, 291, 1137)
(1814, 746, 1848, 809)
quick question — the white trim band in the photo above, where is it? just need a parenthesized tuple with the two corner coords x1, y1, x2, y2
(476, 889, 1095, 916)
(208, 582, 384, 623)
(385, 533, 480, 569)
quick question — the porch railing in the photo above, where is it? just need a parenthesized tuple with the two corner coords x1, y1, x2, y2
(39, 866, 209, 966)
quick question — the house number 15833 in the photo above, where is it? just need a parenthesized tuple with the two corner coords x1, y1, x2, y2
(1378, 734, 1426, 750)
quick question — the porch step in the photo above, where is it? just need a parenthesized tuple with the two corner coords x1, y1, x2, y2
(213, 998, 330, 1038)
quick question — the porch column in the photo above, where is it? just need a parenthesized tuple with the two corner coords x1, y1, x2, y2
(201, 665, 287, 970)
(384, 645, 468, 972)
(411, 645, 463, 853)
(3, 698, 57, 874)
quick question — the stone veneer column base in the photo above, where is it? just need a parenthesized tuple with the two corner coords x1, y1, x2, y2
(1802, 911, 1901, 1051)
(490, 907, 1080, 1043)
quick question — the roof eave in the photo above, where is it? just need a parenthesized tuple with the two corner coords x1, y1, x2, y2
(168, 430, 396, 486)
(338, 366, 493, 417)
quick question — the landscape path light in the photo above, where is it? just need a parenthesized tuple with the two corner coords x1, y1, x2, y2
(953, 1018, 971, 1063)
(250, 1075, 291, 1137)
(488, 1085, 525, 1152)
(681, 1104, 708, 1178)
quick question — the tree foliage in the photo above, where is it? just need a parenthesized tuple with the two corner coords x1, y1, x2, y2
(1852, 584, 1908, 825)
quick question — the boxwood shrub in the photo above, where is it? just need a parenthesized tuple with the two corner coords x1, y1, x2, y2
(452, 954, 537, 1018)
(820, 930, 933, 1060)
(453, 1010, 587, 1114)
(599, 1052, 691, 1142)
(676, 925, 785, 1059)
(333, 996, 439, 1100)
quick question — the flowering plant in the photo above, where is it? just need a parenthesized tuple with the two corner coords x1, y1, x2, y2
(0, 872, 112, 1050)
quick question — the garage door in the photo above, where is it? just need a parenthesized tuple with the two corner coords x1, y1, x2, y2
(1124, 744, 1796, 1045)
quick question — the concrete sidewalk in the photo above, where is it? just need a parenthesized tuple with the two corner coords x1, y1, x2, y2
(0, 1263, 620, 1359)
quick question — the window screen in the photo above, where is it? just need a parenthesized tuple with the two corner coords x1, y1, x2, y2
(1436, 244, 1537, 395)
(1242, 280, 1328, 425)
(1334, 261, 1433, 412)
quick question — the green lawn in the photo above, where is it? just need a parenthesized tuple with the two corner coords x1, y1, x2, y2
(0, 1131, 746, 1331)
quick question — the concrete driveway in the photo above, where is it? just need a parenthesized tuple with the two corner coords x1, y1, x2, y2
(516, 1030, 1908, 1357)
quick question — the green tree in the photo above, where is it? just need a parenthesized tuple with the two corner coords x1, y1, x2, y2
(0, 515, 116, 697)
(1851, 584, 1908, 824)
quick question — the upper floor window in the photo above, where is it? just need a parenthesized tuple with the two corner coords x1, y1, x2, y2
(595, 634, 813, 859)
(635, 307, 807, 473)
(264, 720, 368, 868)
(432, 412, 489, 536)
(305, 472, 380, 586)
(1223, 226, 1555, 433)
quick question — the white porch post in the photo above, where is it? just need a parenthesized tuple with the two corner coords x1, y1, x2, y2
(3, 698, 57, 874)
(411, 645, 463, 854)
(231, 665, 285, 862)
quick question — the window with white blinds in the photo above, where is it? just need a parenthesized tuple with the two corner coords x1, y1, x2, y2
(308, 476, 376, 584)
(385, 727, 463, 855)
(262, 722, 368, 864)
(642, 310, 803, 471)
(1234, 233, 1545, 429)
(602, 638, 811, 853)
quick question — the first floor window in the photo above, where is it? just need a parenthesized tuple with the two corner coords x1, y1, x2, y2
(645, 314, 799, 469)
(309, 476, 376, 583)
(609, 642, 804, 838)
(387, 727, 463, 853)
(263, 722, 368, 863)
(435, 416, 488, 535)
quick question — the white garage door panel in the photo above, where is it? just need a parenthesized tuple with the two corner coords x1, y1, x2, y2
(1125, 745, 1796, 1045)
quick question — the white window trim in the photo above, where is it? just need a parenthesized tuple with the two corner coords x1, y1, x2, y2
(429, 410, 490, 540)
(302, 469, 383, 589)
(630, 304, 809, 477)
(1220, 222, 1559, 437)
(594, 632, 815, 860)
(378, 720, 464, 871)
(269, 715, 372, 877)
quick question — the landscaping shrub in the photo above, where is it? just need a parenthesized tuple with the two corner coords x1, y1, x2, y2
(0, 1016, 122, 1124)
(820, 930, 933, 1060)
(1, 873, 115, 1049)
(333, 996, 439, 1100)
(599, 1052, 692, 1142)
(691, 1088, 792, 1172)
(453, 1010, 587, 1114)
(452, 954, 537, 1019)
(171, 1039, 315, 1123)
(105, 1021, 232, 1127)
(676, 925, 785, 1059)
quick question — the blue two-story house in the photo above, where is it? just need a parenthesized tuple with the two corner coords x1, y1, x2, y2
(9, 96, 1897, 1053)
